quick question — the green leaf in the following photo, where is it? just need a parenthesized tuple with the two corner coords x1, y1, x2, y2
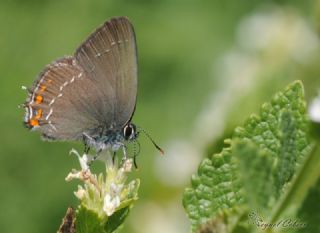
(76, 205, 133, 233)
(104, 207, 130, 233)
(233, 141, 275, 214)
(234, 81, 311, 201)
(183, 81, 314, 232)
(296, 176, 320, 233)
(76, 206, 106, 233)
(182, 147, 244, 231)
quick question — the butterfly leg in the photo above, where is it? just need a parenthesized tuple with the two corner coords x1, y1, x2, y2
(133, 154, 138, 169)
(133, 140, 140, 169)
(92, 149, 102, 161)
(83, 133, 94, 154)
(87, 149, 102, 167)
(84, 143, 90, 154)
(121, 144, 127, 163)
(112, 142, 126, 163)
(112, 151, 117, 165)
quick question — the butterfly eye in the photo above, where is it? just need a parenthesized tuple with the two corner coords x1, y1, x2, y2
(123, 123, 136, 140)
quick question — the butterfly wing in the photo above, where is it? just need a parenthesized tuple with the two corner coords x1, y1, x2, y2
(75, 17, 138, 129)
(24, 57, 110, 140)
(24, 17, 137, 141)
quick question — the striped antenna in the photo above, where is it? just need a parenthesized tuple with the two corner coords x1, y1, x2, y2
(137, 126, 164, 155)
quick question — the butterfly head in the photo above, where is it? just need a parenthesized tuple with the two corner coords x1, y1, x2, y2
(123, 123, 138, 141)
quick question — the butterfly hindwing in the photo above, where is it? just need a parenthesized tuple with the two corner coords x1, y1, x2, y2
(24, 57, 109, 140)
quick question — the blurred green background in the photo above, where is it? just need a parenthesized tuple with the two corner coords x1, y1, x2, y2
(1, 0, 320, 232)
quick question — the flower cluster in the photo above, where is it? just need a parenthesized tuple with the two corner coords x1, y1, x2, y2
(66, 149, 139, 218)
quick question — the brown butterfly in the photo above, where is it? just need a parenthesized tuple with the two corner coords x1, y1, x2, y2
(22, 17, 163, 167)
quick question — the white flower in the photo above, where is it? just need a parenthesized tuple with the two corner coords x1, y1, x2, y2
(103, 194, 121, 216)
(309, 96, 320, 123)
(110, 182, 123, 196)
(74, 186, 86, 200)
(66, 149, 139, 218)
(65, 169, 82, 181)
(69, 148, 92, 171)
(122, 159, 133, 172)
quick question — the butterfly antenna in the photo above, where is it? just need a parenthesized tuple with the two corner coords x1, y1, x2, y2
(138, 127, 164, 155)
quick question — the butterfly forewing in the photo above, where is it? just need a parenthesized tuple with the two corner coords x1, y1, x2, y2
(75, 17, 138, 129)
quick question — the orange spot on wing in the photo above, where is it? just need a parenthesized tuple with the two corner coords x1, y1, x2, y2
(48, 79, 52, 83)
(35, 109, 43, 119)
(39, 85, 46, 92)
(29, 119, 39, 127)
(35, 95, 43, 104)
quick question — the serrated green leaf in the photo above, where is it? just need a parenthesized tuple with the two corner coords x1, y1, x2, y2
(234, 82, 310, 202)
(196, 213, 228, 233)
(76, 206, 106, 233)
(182, 149, 244, 231)
(183, 81, 313, 232)
(233, 141, 275, 214)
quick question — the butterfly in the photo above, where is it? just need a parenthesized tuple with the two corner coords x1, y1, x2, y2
(22, 17, 163, 167)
